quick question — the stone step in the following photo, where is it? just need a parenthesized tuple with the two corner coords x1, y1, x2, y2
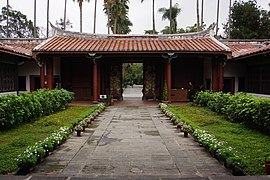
(0, 175, 269, 180)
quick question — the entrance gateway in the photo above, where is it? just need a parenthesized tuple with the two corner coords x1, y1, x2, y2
(32, 27, 230, 103)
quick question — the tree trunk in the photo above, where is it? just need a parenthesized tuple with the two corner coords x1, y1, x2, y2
(152, 0, 156, 33)
(201, 0, 204, 28)
(47, 0, 50, 38)
(196, 0, 200, 31)
(6, 0, 9, 38)
(216, 0, 220, 36)
(79, 1, 82, 32)
(93, 0, 97, 33)
(169, 0, 172, 34)
(34, 0, 37, 37)
(228, 0, 232, 39)
(64, 0, 67, 30)
(114, 18, 117, 34)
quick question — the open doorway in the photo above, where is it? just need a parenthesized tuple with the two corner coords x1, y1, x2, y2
(122, 63, 143, 100)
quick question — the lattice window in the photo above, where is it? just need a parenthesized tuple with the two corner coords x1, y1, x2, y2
(0, 63, 17, 92)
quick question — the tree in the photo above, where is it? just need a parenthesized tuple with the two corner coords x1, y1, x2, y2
(223, 0, 270, 39)
(73, 0, 90, 33)
(47, 0, 50, 37)
(0, 6, 38, 38)
(169, 0, 172, 33)
(6, 0, 9, 37)
(196, 0, 200, 31)
(144, 29, 158, 34)
(93, 0, 97, 33)
(159, 3, 181, 34)
(141, 0, 157, 34)
(103, 0, 132, 34)
(56, 18, 73, 30)
(63, 0, 67, 30)
(216, 0, 220, 35)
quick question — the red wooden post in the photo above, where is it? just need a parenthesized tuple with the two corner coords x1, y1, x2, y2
(40, 60, 46, 88)
(97, 62, 101, 99)
(166, 61, 172, 102)
(93, 61, 98, 103)
(212, 58, 224, 92)
(46, 59, 54, 89)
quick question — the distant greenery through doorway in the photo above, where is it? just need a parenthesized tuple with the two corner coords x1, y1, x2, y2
(122, 63, 143, 88)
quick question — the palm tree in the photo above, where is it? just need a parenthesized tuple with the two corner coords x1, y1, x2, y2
(73, 0, 90, 33)
(47, 0, 49, 37)
(6, 0, 9, 37)
(141, 0, 156, 34)
(93, 0, 97, 33)
(196, 0, 200, 31)
(159, 3, 181, 34)
(216, 0, 220, 36)
(34, 0, 37, 37)
(63, 0, 67, 30)
(104, 0, 132, 34)
(201, 0, 204, 27)
(228, 0, 232, 39)
(169, 0, 172, 33)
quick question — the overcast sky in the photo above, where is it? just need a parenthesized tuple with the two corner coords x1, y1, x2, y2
(0, 0, 269, 36)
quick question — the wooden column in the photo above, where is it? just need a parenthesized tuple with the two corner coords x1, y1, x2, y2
(166, 61, 172, 102)
(212, 58, 224, 92)
(93, 61, 98, 103)
(46, 59, 54, 89)
(97, 62, 101, 99)
(40, 60, 46, 88)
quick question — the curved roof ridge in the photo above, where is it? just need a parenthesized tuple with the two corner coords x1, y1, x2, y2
(50, 23, 213, 40)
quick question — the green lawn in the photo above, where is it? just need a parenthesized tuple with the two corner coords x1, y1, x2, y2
(170, 106, 270, 175)
(0, 106, 93, 174)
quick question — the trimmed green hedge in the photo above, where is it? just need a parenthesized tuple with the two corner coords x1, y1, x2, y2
(193, 91, 270, 133)
(0, 89, 74, 130)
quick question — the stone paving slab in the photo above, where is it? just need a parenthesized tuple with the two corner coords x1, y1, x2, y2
(5, 106, 260, 179)
(25, 106, 233, 179)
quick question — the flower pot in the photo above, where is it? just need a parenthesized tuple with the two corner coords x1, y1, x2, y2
(162, 101, 169, 105)
(82, 126, 86, 132)
(76, 130, 82, 137)
(265, 162, 270, 175)
(184, 132, 188, 138)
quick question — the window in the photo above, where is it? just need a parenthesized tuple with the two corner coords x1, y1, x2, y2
(0, 63, 17, 92)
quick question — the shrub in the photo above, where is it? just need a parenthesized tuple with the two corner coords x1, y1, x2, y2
(193, 90, 214, 107)
(0, 89, 74, 130)
(193, 91, 270, 134)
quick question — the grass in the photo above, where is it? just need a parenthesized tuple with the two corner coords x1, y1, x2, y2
(0, 106, 93, 174)
(170, 106, 270, 175)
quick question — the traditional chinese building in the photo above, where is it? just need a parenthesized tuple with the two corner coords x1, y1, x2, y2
(1, 27, 269, 101)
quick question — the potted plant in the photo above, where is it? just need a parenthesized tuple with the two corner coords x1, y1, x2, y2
(177, 121, 185, 132)
(265, 156, 270, 174)
(181, 124, 193, 138)
(80, 120, 88, 131)
(107, 95, 114, 106)
(75, 125, 83, 137)
(162, 80, 169, 104)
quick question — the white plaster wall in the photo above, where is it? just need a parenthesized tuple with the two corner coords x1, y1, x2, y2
(53, 57, 61, 76)
(0, 91, 17, 96)
(224, 62, 246, 93)
(18, 61, 40, 92)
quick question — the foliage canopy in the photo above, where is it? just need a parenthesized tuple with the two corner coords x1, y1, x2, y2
(0, 6, 38, 38)
(223, 0, 270, 39)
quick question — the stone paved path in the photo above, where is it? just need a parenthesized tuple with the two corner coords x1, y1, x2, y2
(29, 106, 230, 179)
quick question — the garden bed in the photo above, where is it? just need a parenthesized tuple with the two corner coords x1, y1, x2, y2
(0, 106, 94, 175)
(169, 105, 270, 175)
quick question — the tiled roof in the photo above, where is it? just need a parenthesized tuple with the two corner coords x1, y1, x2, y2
(223, 40, 270, 59)
(33, 28, 231, 55)
(0, 39, 44, 58)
